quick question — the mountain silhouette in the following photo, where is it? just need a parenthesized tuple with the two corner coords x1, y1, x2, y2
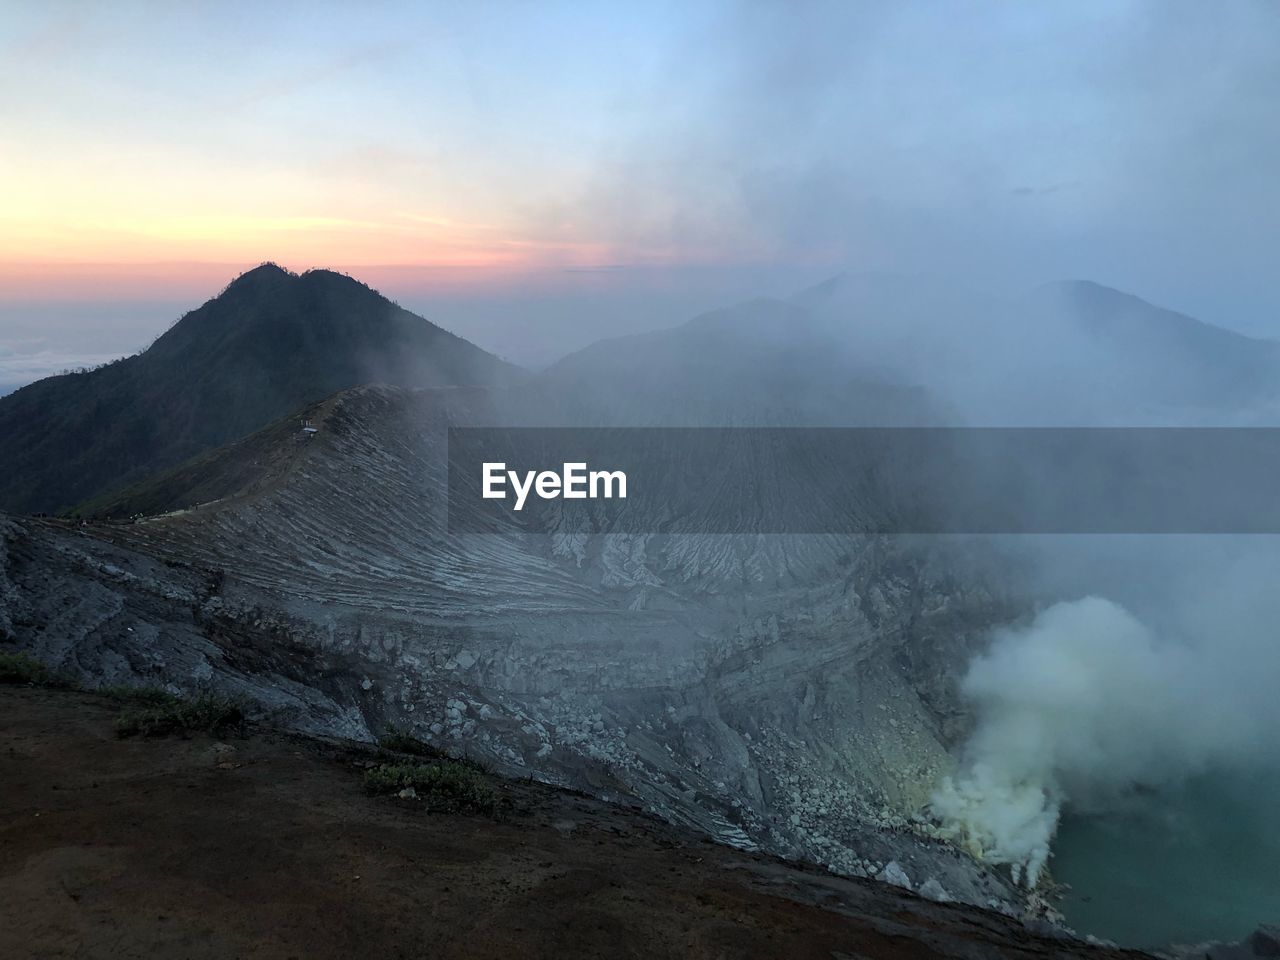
(0, 264, 521, 514)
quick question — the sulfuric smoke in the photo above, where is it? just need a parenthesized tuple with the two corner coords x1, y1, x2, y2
(930, 596, 1258, 887)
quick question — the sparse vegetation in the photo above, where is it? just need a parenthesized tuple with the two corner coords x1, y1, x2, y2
(114, 691, 245, 738)
(377, 726, 442, 758)
(376, 726, 492, 780)
(0, 652, 65, 687)
(364, 760, 498, 813)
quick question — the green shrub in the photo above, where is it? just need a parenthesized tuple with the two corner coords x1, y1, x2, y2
(115, 691, 245, 738)
(377, 726, 441, 758)
(0, 652, 59, 686)
(364, 760, 498, 813)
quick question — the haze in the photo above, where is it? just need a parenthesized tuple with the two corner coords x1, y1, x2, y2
(2, 0, 1278, 390)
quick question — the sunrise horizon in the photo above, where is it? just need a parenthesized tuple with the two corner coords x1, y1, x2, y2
(5, 0, 1279, 383)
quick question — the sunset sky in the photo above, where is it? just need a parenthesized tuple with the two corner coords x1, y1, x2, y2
(3, 0, 1279, 386)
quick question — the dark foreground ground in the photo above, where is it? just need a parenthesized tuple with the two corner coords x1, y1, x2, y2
(0, 686, 1147, 960)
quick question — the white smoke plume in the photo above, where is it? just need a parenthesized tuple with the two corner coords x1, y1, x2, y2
(930, 596, 1259, 887)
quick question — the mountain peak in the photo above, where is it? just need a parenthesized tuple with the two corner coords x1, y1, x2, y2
(297, 267, 381, 296)
(1033, 279, 1272, 343)
(221, 262, 297, 298)
(299, 267, 353, 281)
(0, 266, 521, 514)
(229, 261, 295, 284)
(221, 265, 383, 303)
(1038, 279, 1144, 310)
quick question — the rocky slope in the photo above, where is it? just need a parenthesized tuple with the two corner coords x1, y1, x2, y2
(0, 381, 1032, 915)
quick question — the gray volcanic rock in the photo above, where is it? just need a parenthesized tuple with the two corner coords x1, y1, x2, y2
(0, 382, 1028, 917)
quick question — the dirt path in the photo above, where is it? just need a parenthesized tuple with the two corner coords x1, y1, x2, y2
(0, 687, 1142, 959)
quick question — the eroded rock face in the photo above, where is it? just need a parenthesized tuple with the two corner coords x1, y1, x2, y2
(0, 387, 1028, 912)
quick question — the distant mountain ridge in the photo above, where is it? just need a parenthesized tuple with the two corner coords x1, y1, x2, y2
(1034, 279, 1280, 406)
(4, 264, 1276, 515)
(532, 296, 938, 426)
(792, 273, 1280, 423)
(0, 263, 522, 515)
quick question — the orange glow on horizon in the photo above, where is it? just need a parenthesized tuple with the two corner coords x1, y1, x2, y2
(0, 214, 779, 302)
(0, 258, 597, 302)
(0, 246, 777, 304)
